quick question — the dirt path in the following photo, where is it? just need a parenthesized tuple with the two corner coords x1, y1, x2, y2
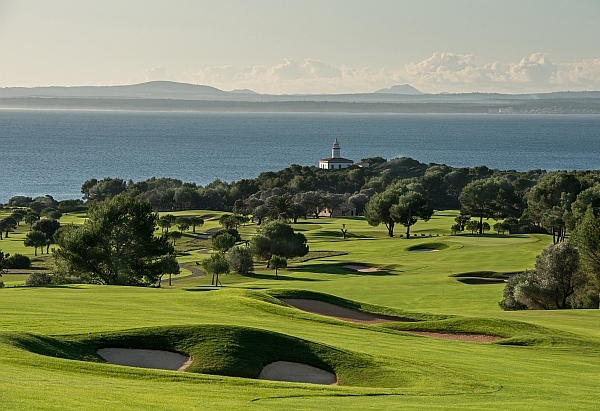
(280, 298, 417, 324)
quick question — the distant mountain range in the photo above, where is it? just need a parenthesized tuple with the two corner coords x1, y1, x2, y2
(375, 84, 423, 95)
(1, 81, 600, 113)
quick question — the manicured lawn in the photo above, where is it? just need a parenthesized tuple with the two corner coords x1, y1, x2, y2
(1, 211, 599, 410)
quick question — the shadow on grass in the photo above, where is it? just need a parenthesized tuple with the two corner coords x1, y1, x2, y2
(239, 272, 320, 282)
(452, 233, 529, 239)
(291, 263, 397, 277)
(314, 230, 375, 239)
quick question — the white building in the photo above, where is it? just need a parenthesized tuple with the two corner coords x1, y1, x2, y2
(318, 139, 356, 170)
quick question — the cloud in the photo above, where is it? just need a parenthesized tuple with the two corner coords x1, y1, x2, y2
(178, 54, 600, 94)
(142, 66, 171, 82)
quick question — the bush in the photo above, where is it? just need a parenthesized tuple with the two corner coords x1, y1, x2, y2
(499, 272, 528, 310)
(0, 280, 4, 288)
(26, 272, 53, 287)
(227, 246, 254, 274)
(4, 254, 31, 269)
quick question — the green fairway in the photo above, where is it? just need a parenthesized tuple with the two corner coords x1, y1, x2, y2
(1, 211, 600, 410)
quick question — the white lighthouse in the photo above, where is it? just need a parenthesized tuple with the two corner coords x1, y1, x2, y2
(318, 139, 355, 169)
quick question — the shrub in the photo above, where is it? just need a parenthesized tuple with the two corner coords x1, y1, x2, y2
(4, 254, 31, 269)
(0, 280, 4, 288)
(499, 272, 528, 310)
(227, 246, 254, 274)
(26, 272, 53, 287)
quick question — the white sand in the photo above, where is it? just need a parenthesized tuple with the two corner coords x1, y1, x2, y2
(343, 265, 379, 272)
(408, 249, 439, 253)
(97, 348, 191, 371)
(258, 361, 337, 385)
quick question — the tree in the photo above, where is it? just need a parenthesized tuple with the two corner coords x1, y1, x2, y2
(249, 234, 273, 265)
(32, 218, 60, 253)
(11, 209, 26, 226)
(252, 205, 269, 225)
(53, 194, 178, 286)
(290, 203, 307, 224)
(525, 171, 587, 242)
(294, 191, 325, 218)
(510, 242, 586, 309)
(454, 214, 471, 231)
(389, 191, 433, 238)
(481, 221, 491, 233)
(266, 194, 294, 220)
(460, 177, 518, 234)
(24, 211, 39, 228)
(269, 255, 287, 279)
(24, 230, 47, 256)
(82, 177, 127, 202)
(572, 207, 600, 308)
(219, 214, 243, 229)
(1, 216, 17, 238)
(176, 217, 191, 232)
(465, 220, 479, 234)
(493, 221, 511, 234)
(189, 216, 204, 233)
(212, 232, 236, 253)
(249, 222, 308, 267)
(58, 199, 84, 213)
(170, 231, 183, 246)
(159, 214, 176, 233)
(41, 208, 62, 220)
(202, 253, 229, 286)
(227, 246, 254, 274)
(365, 189, 400, 237)
(0, 250, 7, 278)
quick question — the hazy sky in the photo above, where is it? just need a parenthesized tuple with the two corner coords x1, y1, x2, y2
(1, 0, 600, 93)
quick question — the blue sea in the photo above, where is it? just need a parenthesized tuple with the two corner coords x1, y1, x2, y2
(1, 110, 600, 202)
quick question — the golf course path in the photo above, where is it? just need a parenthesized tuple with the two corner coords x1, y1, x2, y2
(176, 264, 205, 279)
(197, 227, 220, 240)
(280, 298, 417, 324)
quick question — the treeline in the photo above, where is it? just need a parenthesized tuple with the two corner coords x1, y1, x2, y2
(10, 156, 545, 214)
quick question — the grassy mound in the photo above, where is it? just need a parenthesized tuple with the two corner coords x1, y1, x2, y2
(4, 325, 381, 386)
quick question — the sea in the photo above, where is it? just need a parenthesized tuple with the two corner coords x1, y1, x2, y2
(1, 110, 600, 203)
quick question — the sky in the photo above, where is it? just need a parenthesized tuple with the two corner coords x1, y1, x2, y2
(1, 0, 600, 94)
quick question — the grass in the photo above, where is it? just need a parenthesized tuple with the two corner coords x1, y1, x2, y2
(2, 211, 600, 409)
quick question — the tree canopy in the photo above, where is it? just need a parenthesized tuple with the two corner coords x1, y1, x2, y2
(54, 194, 178, 285)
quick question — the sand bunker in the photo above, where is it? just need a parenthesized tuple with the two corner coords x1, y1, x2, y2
(407, 331, 502, 343)
(97, 348, 191, 371)
(409, 249, 439, 253)
(258, 361, 337, 385)
(343, 265, 379, 272)
(281, 298, 416, 324)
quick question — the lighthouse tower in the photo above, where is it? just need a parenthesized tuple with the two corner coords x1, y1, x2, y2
(332, 138, 341, 158)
